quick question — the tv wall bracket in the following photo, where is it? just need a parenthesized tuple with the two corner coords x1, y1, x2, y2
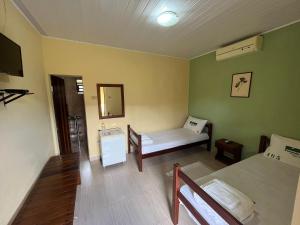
(0, 89, 34, 106)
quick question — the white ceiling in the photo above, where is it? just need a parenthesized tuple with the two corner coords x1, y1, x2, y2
(13, 0, 300, 58)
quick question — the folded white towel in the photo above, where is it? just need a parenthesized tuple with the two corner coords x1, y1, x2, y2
(142, 139, 153, 145)
(141, 135, 153, 145)
(193, 179, 254, 223)
(202, 179, 240, 210)
(183, 197, 229, 225)
(130, 134, 154, 145)
(142, 135, 151, 140)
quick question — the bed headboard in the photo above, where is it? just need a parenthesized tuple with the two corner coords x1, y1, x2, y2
(258, 135, 270, 153)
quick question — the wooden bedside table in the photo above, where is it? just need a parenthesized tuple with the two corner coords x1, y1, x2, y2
(215, 139, 243, 165)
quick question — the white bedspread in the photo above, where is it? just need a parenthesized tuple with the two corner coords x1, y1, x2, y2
(141, 128, 209, 154)
(180, 154, 300, 225)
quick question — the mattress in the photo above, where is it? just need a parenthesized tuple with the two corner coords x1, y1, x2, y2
(180, 154, 300, 225)
(141, 128, 209, 154)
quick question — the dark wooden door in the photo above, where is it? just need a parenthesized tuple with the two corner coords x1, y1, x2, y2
(51, 75, 72, 155)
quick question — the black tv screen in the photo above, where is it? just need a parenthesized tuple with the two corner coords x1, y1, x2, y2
(0, 33, 23, 77)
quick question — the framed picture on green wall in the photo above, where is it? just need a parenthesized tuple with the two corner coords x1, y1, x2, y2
(231, 72, 252, 98)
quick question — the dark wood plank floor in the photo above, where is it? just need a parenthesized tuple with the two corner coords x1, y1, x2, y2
(12, 153, 80, 225)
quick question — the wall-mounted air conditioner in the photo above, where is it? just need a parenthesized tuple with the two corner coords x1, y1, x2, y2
(216, 36, 263, 61)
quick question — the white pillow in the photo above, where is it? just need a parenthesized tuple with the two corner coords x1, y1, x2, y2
(264, 134, 300, 168)
(184, 116, 208, 134)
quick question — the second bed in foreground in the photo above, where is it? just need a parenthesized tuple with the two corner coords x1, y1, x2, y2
(172, 135, 300, 225)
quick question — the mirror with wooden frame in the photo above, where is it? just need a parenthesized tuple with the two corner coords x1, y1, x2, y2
(97, 84, 125, 119)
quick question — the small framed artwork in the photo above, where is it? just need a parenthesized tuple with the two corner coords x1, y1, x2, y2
(231, 72, 253, 98)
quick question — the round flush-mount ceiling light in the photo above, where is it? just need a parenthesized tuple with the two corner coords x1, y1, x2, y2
(157, 11, 179, 27)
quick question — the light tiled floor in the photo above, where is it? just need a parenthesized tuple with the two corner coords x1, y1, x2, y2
(74, 147, 225, 225)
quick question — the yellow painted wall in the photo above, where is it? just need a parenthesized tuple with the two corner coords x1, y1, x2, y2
(0, 1, 54, 224)
(42, 37, 189, 160)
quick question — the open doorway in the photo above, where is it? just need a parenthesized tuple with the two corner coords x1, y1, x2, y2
(51, 75, 89, 157)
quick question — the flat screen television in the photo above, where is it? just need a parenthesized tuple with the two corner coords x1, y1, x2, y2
(0, 33, 23, 77)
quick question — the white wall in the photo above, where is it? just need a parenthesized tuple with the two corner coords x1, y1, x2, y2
(0, 1, 54, 224)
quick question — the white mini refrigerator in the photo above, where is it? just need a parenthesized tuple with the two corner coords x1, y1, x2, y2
(99, 128, 126, 167)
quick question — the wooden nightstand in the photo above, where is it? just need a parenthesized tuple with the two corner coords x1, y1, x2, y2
(215, 139, 243, 165)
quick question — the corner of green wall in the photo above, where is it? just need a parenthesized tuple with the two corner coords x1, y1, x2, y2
(188, 22, 300, 158)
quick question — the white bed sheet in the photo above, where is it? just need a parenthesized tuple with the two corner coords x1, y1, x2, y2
(180, 154, 300, 225)
(141, 128, 209, 154)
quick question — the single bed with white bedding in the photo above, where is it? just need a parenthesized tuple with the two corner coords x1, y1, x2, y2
(180, 154, 300, 225)
(172, 135, 300, 225)
(128, 116, 212, 172)
(142, 128, 209, 154)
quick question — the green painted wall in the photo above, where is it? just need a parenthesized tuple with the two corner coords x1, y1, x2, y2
(189, 22, 300, 158)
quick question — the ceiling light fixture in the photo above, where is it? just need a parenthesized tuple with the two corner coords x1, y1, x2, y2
(157, 11, 179, 27)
